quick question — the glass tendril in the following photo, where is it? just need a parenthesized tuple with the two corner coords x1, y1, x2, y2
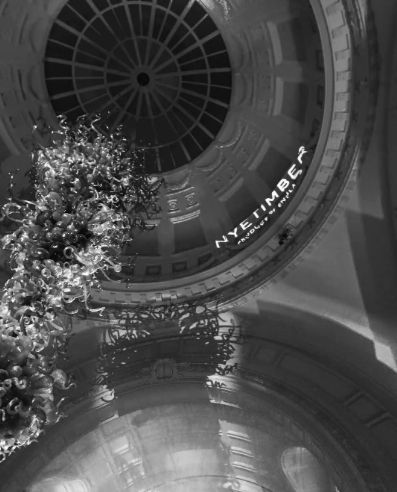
(0, 115, 162, 462)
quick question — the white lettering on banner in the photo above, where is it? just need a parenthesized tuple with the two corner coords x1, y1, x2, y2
(288, 164, 302, 180)
(265, 190, 279, 207)
(214, 146, 309, 248)
(228, 227, 239, 238)
(297, 146, 309, 163)
(240, 219, 252, 230)
(277, 178, 290, 193)
(215, 235, 229, 248)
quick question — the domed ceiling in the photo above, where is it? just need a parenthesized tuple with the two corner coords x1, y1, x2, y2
(0, 0, 372, 304)
(42, 0, 325, 286)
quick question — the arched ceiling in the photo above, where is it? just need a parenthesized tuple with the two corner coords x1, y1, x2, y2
(28, 402, 317, 492)
(0, 0, 375, 305)
(4, 321, 384, 492)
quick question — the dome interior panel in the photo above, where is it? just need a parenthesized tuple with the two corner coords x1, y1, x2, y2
(282, 82, 309, 124)
(46, 78, 74, 95)
(277, 18, 307, 61)
(112, 7, 133, 37)
(210, 71, 232, 87)
(51, 94, 80, 113)
(181, 133, 202, 157)
(69, 0, 96, 19)
(174, 218, 207, 253)
(44, 61, 72, 78)
(225, 185, 260, 225)
(184, 2, 206, 26)
(145, 265, 162, 276)
(46, 40, 74, 60)
(59, 5, 86, 32)
(126, 228, 160, 257)
(141, 4, 152, 36)
(257, 147, 293, 190)
(51, 22, 78, 46)
(195, 16, 217, 39)
(169, 142, 189, 167)
(190, 126, 212, 148)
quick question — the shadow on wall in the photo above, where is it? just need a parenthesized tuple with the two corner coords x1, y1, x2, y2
(343, 0, 397, 370)
(247, 300, 380, 366)
(346, 210, 397, 371)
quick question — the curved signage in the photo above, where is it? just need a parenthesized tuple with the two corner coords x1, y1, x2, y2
(215, 146, 312, 250)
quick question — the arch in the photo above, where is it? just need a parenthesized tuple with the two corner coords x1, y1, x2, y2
(281, 447, 335, 492)
(28, 477, 91, 492)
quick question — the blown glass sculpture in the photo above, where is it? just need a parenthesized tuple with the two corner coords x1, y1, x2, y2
(0, 116, 162, 461)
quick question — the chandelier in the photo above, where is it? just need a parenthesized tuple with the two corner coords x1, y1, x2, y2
(0, 115, 162, 462)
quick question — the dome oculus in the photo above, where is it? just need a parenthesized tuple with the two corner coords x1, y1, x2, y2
(45, 0, 233, 173)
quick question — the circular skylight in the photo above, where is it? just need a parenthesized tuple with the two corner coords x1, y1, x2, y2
(45, 0, 232, 173)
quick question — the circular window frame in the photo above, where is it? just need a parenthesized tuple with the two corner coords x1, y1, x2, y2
(44, 0, 233, 173)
